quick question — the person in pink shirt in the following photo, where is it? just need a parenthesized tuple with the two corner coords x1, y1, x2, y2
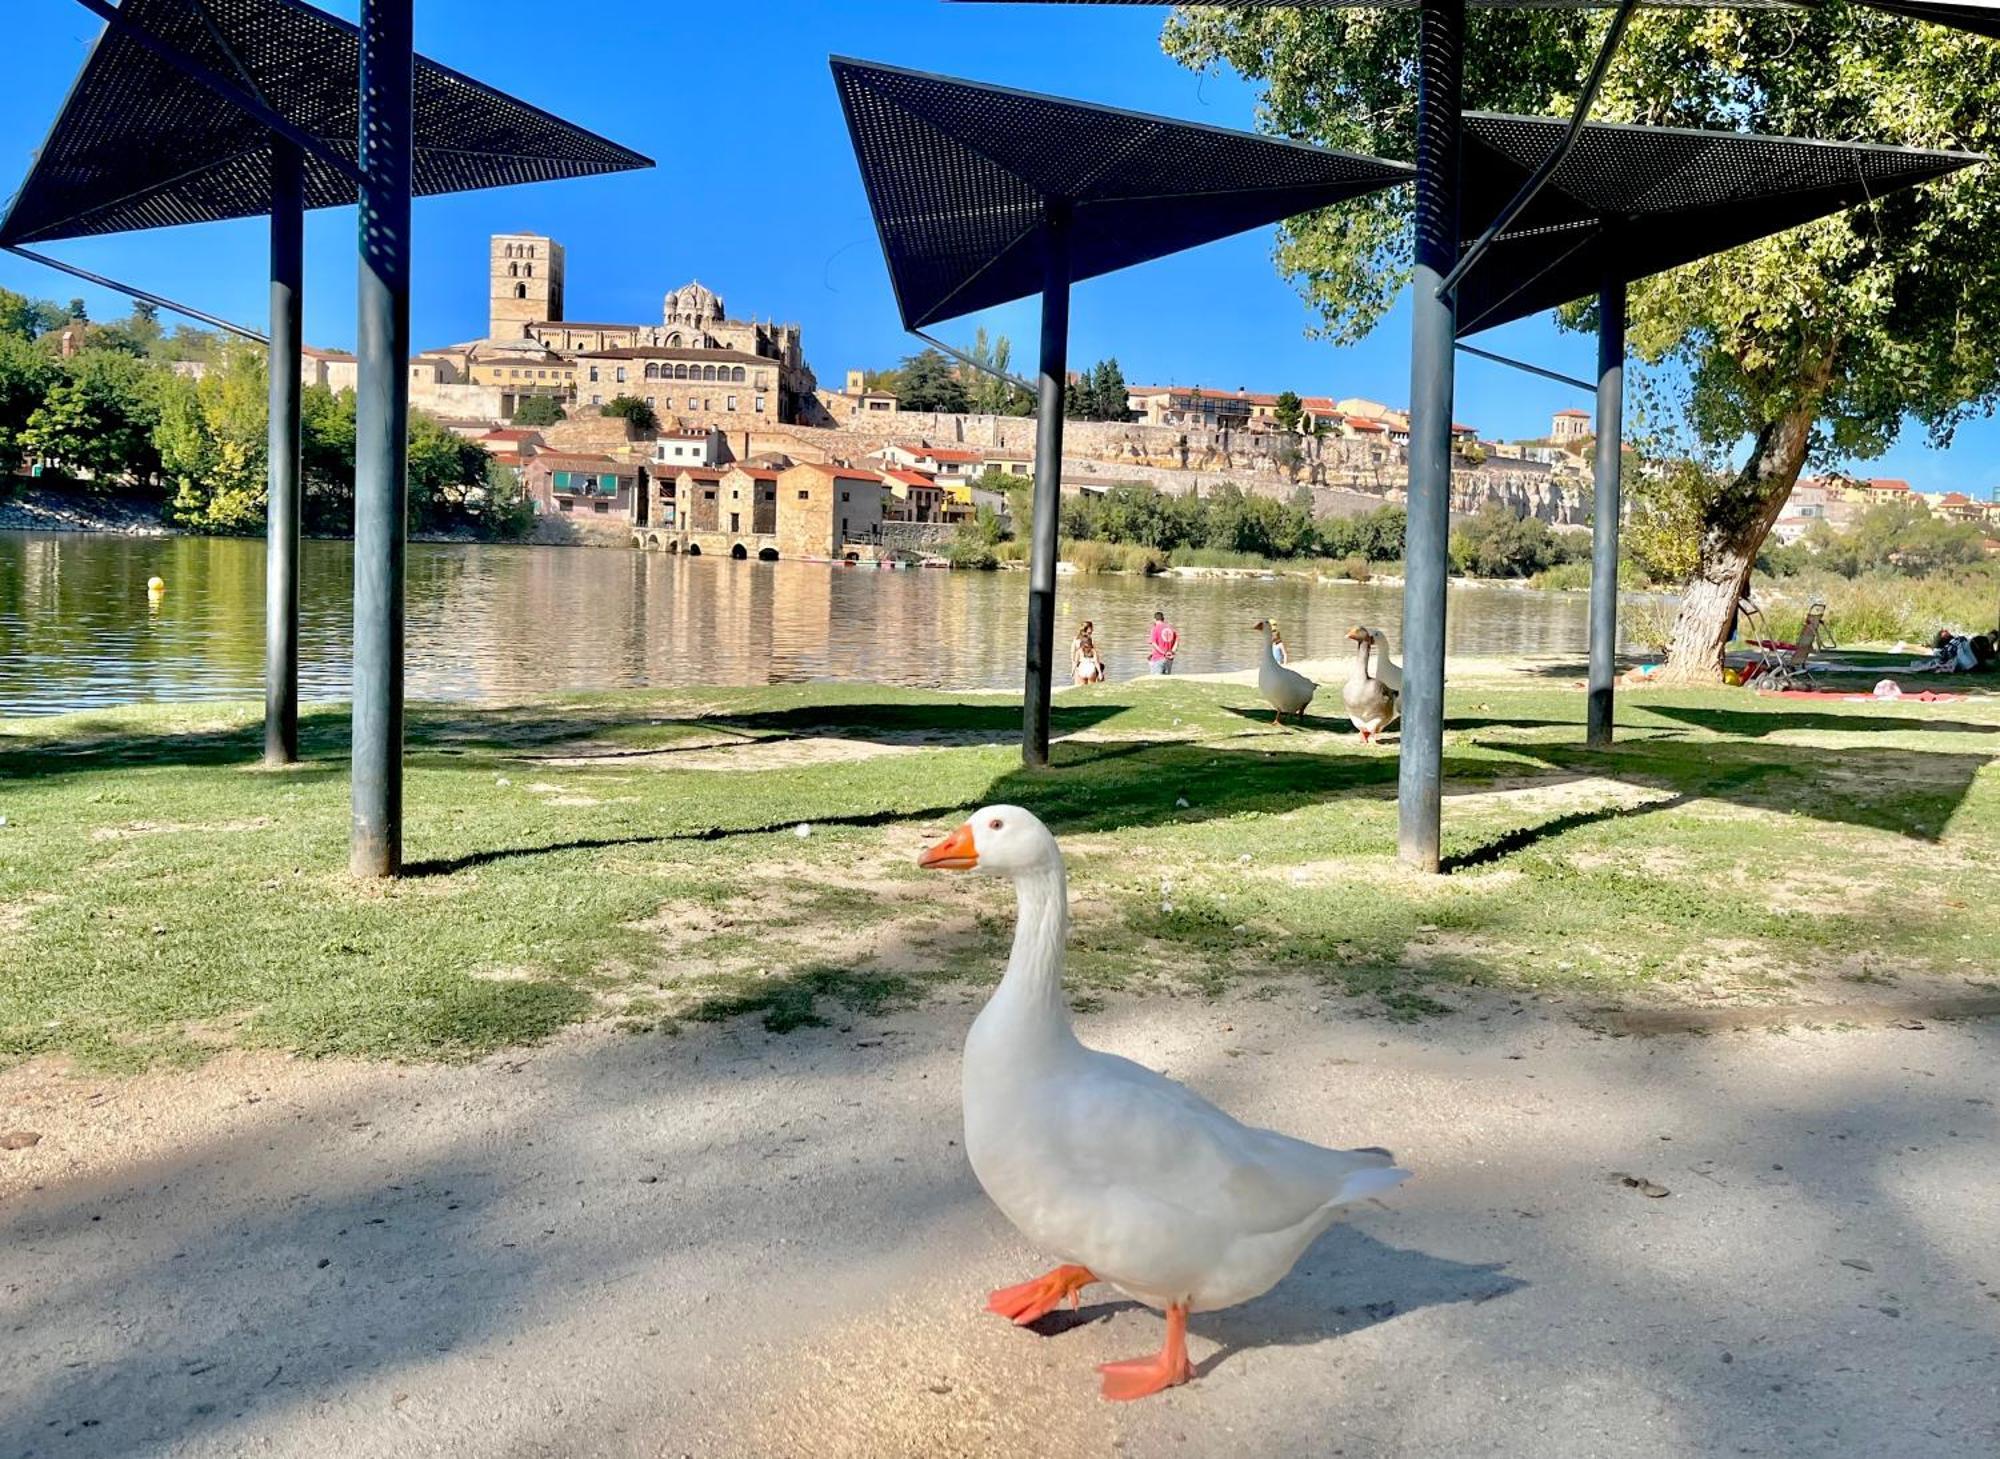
(1148, 611, 1179, 675)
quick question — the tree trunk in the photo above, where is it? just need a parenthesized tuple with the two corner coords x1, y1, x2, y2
(1658, 400, 1819, 682)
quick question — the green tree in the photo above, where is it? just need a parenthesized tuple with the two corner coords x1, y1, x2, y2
(0, 288, 64, 341)
(601, 394, 659, 432)
(301, 384, 358, 532)
(0, 334, 59, 475)
(21, 350, 162, 484)
(1067, 358, 1133, 422)
(1273, 390, 1304, 434)
(512, 394, 565, 428)
(1165, 7, 2000, 677)
(963, 328, 1033, 415)
(893, 349, 970, 414)
(158, 345, 267, 531)
(65, 298, 87, 324)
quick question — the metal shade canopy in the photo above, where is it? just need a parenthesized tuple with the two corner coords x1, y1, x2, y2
(1454, 112, 1982, 335)
(0, 0, 651, 246)
(831, 56, 1414, 330)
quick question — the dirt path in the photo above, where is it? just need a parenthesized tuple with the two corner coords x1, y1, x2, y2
(3, 994, 1996, 1458)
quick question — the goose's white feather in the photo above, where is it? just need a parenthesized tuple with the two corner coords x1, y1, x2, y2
(1256, 625, 1318, 716)
(953, 808, 1407, 1314)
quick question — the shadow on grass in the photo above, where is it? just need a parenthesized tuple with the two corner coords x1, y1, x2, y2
(1499, 739, 1992, 845)
(1441, 789, 1700, 873)
(1641, 703, 2000, 739)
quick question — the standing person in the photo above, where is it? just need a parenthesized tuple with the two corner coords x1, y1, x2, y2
(1072, 621, 1105, 685)
(1148, 610, 1179, 676)
(1269, 620, 1289, 666)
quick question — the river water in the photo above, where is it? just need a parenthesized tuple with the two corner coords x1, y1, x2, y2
(0, 532, 1649, 717)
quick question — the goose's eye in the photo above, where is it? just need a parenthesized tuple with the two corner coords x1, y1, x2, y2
(988, 818, 1004, 830)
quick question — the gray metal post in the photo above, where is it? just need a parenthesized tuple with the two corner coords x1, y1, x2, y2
(1023, 202, 1072, 769)
(350, 0, 413, 878)
(1398, 0, 1464, 872)
(265, 141, 303, 767)
(1587, 276, 1626, 748)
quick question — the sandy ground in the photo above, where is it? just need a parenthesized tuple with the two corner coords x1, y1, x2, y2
(3, 992, 1997, 1459)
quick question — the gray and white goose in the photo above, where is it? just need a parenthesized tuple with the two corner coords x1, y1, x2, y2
(1342, 625, 1400, 743)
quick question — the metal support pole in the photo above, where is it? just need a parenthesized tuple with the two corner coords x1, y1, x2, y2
(1398, 0, 1464, 873)
(1587, 276, 1626, 748)
(350, 0, 412, 878)
(1023, 201, 1072, 769)
(265, 141, 304, 767)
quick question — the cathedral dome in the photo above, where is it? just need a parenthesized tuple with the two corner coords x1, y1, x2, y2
(663, 281, 724, 326)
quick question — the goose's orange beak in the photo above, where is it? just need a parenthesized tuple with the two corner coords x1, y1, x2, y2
(919, 823, 978, 870)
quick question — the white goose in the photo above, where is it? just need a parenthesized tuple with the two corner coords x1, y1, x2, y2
(1362, 625, 1403, 694)
(1252, 618, 1318, 724)
(920, 807, 1409, 1400)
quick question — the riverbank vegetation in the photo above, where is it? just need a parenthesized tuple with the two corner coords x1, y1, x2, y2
(3, 674, 1994, 1069)
(0, 288, 530, 540)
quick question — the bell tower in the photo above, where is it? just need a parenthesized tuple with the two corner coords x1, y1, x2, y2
(489, 232, 565, 338)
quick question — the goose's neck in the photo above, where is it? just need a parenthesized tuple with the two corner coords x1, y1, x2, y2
(1353, 638, 1371, 676)
(991, 861, 1077, 1042)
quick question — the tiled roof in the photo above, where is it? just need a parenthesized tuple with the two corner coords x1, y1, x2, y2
(792, 463, 881, 483)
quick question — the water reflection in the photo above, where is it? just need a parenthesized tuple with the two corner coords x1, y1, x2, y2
(0, 532, 1647, 717)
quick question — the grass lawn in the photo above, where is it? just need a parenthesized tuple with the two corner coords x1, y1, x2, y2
(3, 668, 1997, 1070)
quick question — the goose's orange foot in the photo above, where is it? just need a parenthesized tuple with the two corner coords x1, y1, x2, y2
(986, 1264, 1097, 1325)
(1097, 1303, 1194, 1401)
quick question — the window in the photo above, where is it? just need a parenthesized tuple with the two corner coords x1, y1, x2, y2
(514, 283, 526, 299)
(797, 490, 810, 501)
(755, 395, 766, 413)
(536, 370, 546, 379)
(507, 262, 518, 278)
(673, 364, 688, 380)
(841, 491, 850, 503)
(591, 394, 602, 405)
(726, 395, 737, 412)
(703, 399, 711, 411)
(616, 367, 627, 384)
(646, 395, 656, 406)
(525, 264, 533, 278)
(732, 367, 746, 383)
(588, 366, 599, 382)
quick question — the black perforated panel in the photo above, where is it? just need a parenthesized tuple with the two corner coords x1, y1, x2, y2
(0, 0, 650, 245)
(1455, 112, 1981, 332)
(832, 58, 1412, 329)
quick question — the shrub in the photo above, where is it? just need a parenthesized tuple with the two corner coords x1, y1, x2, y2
(1529, 561, 1593, 591)
(1065, 539, 1164, 574)
(945, 536, 999, 570)
(1449, 504, 1575, 578)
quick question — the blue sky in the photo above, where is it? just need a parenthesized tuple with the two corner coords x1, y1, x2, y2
(2, 0, 1994, 495)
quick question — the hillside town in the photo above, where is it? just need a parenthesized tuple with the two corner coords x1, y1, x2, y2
(283, 231, 1644, 560)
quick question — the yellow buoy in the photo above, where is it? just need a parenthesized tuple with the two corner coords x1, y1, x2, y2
(147, 576, 165, 594)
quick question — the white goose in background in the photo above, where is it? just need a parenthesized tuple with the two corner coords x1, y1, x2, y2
(920, 807, 1408, 1401)
(1342, 625, 1400, 743)
(1362, 625, 1403, 694)
(1252, 618, 1318, 724)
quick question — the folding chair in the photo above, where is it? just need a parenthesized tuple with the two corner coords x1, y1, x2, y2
(1755, 601, 1833, 691)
